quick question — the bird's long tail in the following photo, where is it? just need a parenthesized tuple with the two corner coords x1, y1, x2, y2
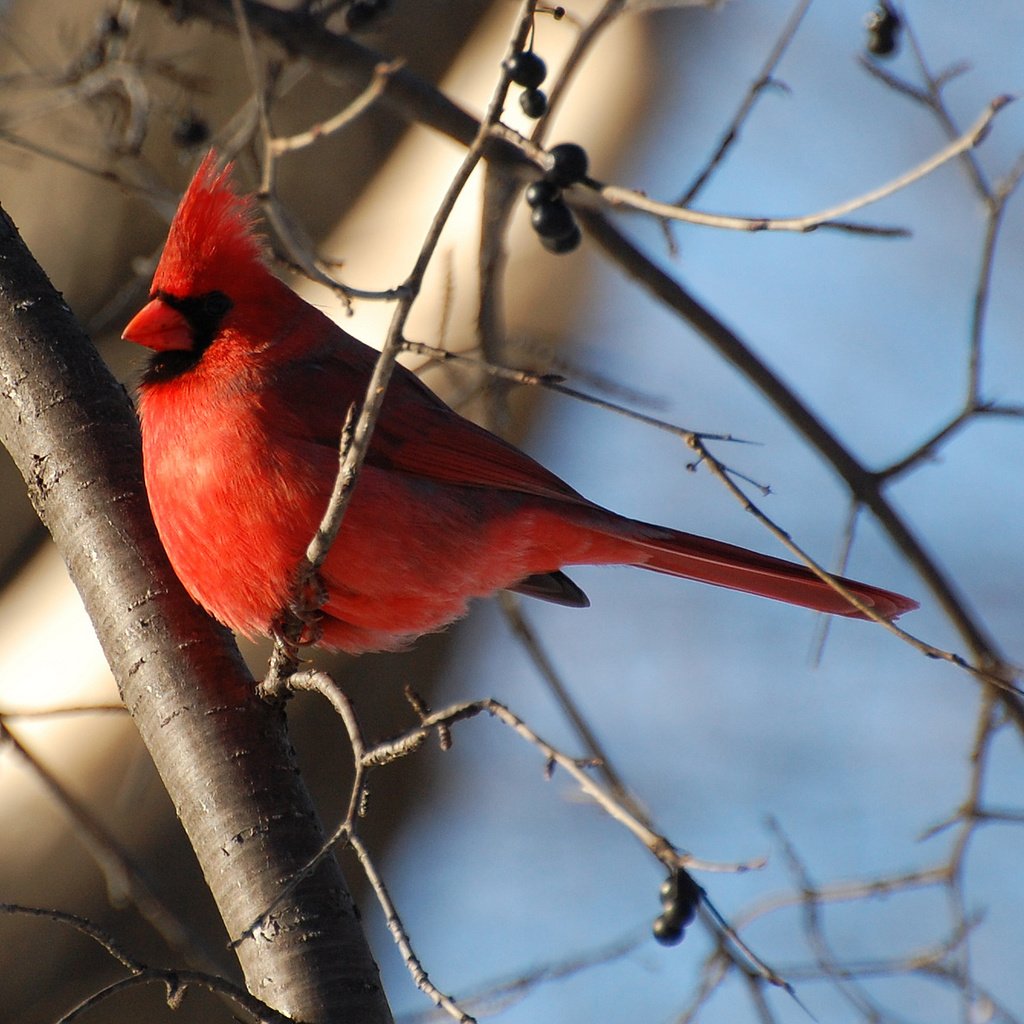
(585, 517, 917, 620)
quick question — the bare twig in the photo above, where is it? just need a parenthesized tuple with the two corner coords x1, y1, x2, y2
(402, 337, 747, 443)
(677, 0, 814, 207)
(351, 833, 475, 1024)
(599, 96, 1011, 234)
(0, 903, 293, 1024)
(397, 929, 644, 1022)
(269, 58, 403, 155)
(266, 669, 794, 1001)
(0, 703, 126, 719)
(497, 592, 651, 825)
(0, 720, 225, 974)
(532, 0, 625, 140)
(371, 695, 760, 876)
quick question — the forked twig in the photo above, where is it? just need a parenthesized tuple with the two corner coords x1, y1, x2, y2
(599, 96, 1011, 234)
(677, 0, 814, 207)
(260, 666, 796, 1004)
(0, 903, 292, 1024)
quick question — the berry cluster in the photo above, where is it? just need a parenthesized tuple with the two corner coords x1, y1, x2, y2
(507, 49, 549, 119)
(865, 2, 901, 56)
(346, 0, 388, 32)
(652, 870, 702, 946)
(525, 142, 589, 254)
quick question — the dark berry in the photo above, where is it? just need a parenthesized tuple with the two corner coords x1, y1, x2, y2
(659, 871, 702, 922)
(519, 88, 548, 119)
(866, 4, 900, 56)
(652, 913, 685, 946)
(173, 114, 210, 149)
(525, 180, 560, 208)
(665, 897, 697, 929)
(539, 221, 582, 254)
(867, 23, 897, 55)
(545, 142, 589, 187)
(531, 199, 575, 240)
(508, 51, 547, 90)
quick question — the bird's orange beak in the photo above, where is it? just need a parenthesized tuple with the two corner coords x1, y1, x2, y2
(122, 298, 194, 352)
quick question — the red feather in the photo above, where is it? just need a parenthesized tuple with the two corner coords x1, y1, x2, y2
(123, 154, 917, 654)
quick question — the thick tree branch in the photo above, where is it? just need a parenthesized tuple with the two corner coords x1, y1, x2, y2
(0, 201, 391, 1023)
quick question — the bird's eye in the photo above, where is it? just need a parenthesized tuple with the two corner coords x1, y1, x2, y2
(202, 291, 232, 318)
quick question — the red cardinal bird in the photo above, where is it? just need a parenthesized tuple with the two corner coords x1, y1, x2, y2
(123, 154, 916, 653)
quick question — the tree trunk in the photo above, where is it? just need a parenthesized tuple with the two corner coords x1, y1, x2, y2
(0, 201, 392, 1022)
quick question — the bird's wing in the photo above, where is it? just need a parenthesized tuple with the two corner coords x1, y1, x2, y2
(280, 344, 593, 507)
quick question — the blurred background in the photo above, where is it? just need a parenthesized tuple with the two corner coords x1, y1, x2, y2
(1, 1, 1023, 1021)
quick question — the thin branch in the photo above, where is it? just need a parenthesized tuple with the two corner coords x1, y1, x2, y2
(968, 157, 1024, 402)
(254, 54, 410, 304)
(690, 434, 1024, 697)
(877, 407, 974, 482)
(350, 833, 476, 1024)
(532, 0, 625, 140)
(678, 0, 814, 206)
(266, 0, 542, 675)
(383, 696, 759, 876)
(402, 337, 748, 443)
(269, 58, 403, 155)
(497, 593, 651, 826)
(256, 669, 474, 1022)
(0, 904, 293, 1024)
(269, 668, 799, 1001)
(0, 720, 226, 975)
(0, 703, 127, 719)
(57, 969, 290, 1024)
(901, 14, 992, 197)
(599, 96, 1011, 234)
(398, 929, 644, 1022)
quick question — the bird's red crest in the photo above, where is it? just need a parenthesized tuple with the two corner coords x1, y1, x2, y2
(153, 151, 266, 296)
